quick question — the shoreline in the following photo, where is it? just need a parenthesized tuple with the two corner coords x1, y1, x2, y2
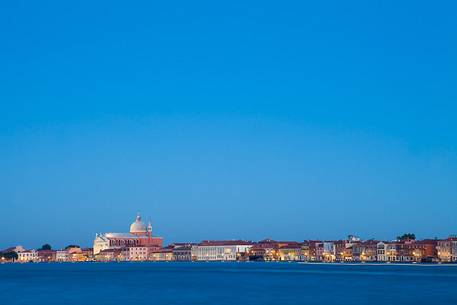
(3, 261, 457, 266)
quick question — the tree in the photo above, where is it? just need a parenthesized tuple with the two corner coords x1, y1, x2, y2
(65, 245, 80, 250)
(40, 244, 52, 250)
(397, 233, 416, 241)
(1, 251, 18, 261)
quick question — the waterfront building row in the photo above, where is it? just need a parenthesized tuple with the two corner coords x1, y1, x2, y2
(4, 236, 457, 263)
(14, 246, 94, 263)
(3, 213, 456, 263)
(92, 236, 457, 263)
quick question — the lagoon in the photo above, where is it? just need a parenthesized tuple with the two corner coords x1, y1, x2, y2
(1, 262, 456, 305)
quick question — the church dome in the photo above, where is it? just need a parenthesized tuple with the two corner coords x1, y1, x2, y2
(130, 214, 147, 234)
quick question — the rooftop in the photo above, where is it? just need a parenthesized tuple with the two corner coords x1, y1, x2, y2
(199, 240, 254, 246)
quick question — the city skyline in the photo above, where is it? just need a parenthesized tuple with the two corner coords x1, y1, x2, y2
(3, 213, 456, 264)
(2, 1, 457, 248)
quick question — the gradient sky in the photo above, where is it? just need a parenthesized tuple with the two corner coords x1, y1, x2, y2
(1, 1, 456, 249)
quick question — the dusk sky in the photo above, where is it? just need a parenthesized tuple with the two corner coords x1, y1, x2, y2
(1, 1, 456, 249)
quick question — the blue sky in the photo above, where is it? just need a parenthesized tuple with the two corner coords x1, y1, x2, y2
(1, 1, 456, 248)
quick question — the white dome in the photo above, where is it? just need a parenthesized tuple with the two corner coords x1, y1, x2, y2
(130, 214, 147, 234)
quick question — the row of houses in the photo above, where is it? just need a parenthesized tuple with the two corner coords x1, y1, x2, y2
(94, 240, 252, 262)
(94, 236, 457, 263)
(15, 247, 93, 263)
(6, 236, 457, 263)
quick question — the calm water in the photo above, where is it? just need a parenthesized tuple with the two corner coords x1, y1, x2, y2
(1, 262, 456, 305)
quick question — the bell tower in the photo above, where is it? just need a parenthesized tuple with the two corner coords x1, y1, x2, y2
(147, 221, 152, 238)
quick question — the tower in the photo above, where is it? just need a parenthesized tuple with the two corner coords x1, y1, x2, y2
(147, 221, 152, 238)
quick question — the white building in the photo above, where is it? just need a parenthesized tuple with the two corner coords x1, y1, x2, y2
(18, 250, 38, 262)
(322, 242, 335, 254)
(376, 242, 387, 262)
(377, 242, 400, 262)
(320, 242, 336, 261)
(56, 250, 69, 262)
(194, 240, 253, 261)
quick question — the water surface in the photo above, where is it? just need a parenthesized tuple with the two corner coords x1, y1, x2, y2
(1, 262, 456, 305)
